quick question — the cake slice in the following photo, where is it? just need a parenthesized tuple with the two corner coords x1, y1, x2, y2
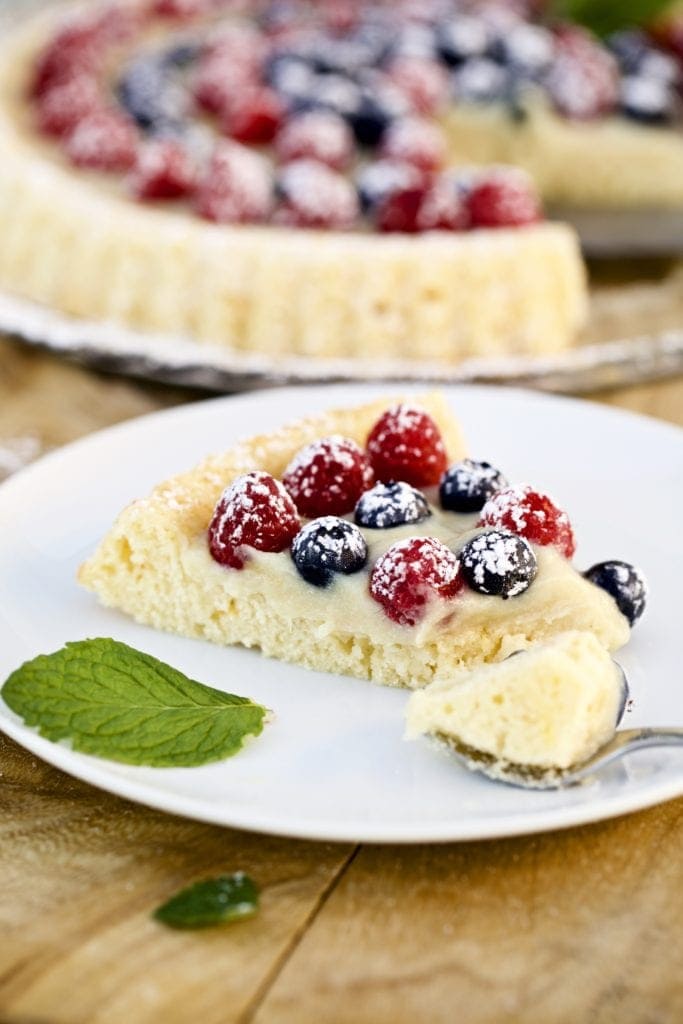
(79, 393, 631, 689)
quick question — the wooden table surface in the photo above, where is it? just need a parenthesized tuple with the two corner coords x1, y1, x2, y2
(0, 336, 682, 1024)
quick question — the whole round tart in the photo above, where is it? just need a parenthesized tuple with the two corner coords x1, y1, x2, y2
(0, 0, 591, 364)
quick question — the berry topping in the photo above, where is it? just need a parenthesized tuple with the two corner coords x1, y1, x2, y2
(356, 159, 424, 213)
(459, 529, 537, 598)
(439, 459, 508, 514)
(274, 160, 359, 229)
(151, 0, 207, 20)
(195, 142, 273, 223)
(274, 111, 354, 171)
(619, 75, 674, 125)
(436, 17, 491, 67)
(386, 56, 450, 115)
(128, 139, 196, 200)
(466, 172, 541, 229)
(370, 536, 463, 626)
(66, 110, 138, 172)
(584, 560, 647, 627)
(208, 470, 300, 570)
(291, 517, 368, 587)
(283, 435, 374, 518)
(36, 75, 101, 137)
(451, 58, 509, 104)
(379, 117, 446, 174)
(545, 25, 619, 121)
(375, 178, 468, 233)
(117, 58, 188, 132)
(354, 481, 431, 530)
(478, 485, 576, 559)
(30, 20, 102, 98)
(192, 53, 257, 118)
(223, 87, 285, 145)
(366, 404, 448, 487)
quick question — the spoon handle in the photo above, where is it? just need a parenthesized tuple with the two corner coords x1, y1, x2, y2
(572, 727, 683, 783)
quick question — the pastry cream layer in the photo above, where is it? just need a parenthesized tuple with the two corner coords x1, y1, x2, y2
(406, 631, 624, 768)
(0, 11, 587, 364)
(79, 395, 629, 689)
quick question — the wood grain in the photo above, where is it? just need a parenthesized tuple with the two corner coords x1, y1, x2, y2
(0, 333, 682, 1024)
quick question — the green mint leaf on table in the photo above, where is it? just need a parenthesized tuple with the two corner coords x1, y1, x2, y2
(1, 639, 268, 767)
(154, 873, 259, 929)
(552, 0, 673, 36)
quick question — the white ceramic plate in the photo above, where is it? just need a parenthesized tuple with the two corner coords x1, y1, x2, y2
(0, 384, 681, 843)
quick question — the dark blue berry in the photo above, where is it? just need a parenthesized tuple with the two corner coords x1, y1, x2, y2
(354, 482, 431, 529)
(117, 58, 188, 131)
(584, 560, 647, 626)
(391, 24, 439, 61)
(606, 30, 650, 74)
(161, 41, 202, 68)
(451, 58, 510, 104)
(459, 529, 537, 598)
(347, 89, 397, 146)
(356, 160, 420, 212)
(436, 17, 490, 68)
(493, 24, 554, 79)
(619, 75, 675, 125)
(439, 460, 507, 514)
(291, 517, 368, 587)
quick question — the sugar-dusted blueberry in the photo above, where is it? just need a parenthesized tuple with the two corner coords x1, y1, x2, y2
(451, 58, 509, 104)
(356, 159, 424, 213)
(619, 75, 675, 125)
(291, 517, 368, 587)
(439, 459, 508, 514)
(436, 17, 490, 67)
(495, 23, 554, 78)
(117, 57, 188, 131)
(584, 560, 647, 627)
(459, 529, 537, 598)
(354, 481, 431, 530)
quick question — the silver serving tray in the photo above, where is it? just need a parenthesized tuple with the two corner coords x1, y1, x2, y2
(3, 289, 683, 393)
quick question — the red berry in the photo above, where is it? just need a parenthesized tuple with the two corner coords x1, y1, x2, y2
(128, 139, 196, 200)
(36, 75, 101, 137)
(546, 25, 618, 120)
(379, 117, 446, 174)
(30, 21, 101, 98)
(274, 111, 354, 171)
(207, 24, 268, 71)
(477, 485, 576, 559)
(192, 52, 258, 117)
(151, 0, 207, 20)
(466, 172, 541, 229)
(376, 179, 467, 233)
(370, 537, 464, 626)
(282, 436, 374, 518)
(195, 142, 273, 224)
(209, 471, 300, 569)
(366, 404, 448, 487)
(386, 57, 450, 115)
(223, 86, 285, 145)
(274, 160, 359, 229)
(65, 110, 138, 171)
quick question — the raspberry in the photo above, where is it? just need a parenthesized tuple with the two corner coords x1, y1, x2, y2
(30, 21, 102, 98)
(282, 436, 374, 518)
(274, 111, 354, 171)
(546, 25, 619, 120)
(375, 179, 467, 233)
(36, 75, 101, 137)
(208, 471, 300, 569)
(193, 53, 257, 117)
(223, 86, 285, 145)
(466, 172, 541, 228)
(65, 110, 138, 172)
(386, 57, 450, 115)
(477, 485, 576, 559)
(151, 0, 208, 20)
(379, 117, 446, 174)
(370, 537, 464, 626)
(128, 139, 197, 200)
(274, 160, 359, 229)
(207, 24, 268, 71)
(195, 142, 273, 224)
(367, 404, 449, 487)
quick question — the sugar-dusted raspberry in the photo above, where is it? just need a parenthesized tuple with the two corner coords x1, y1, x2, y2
(206, 23, 269, 71)
(192, 53, 258, 117)
(151, 0, 208, 21)
(386, 57, 450, 115)
(282, 435, 374, 518)
(223, 86, 285, 145)
(546, 25, 619, 120)
(366, 404, 448, 487)
(379, 117, 446, 174)
(466, 171, 541, 229)
(375, 178, 468, 233)
(208, 471, 300, 570)
(31, 20, 102, 98)
(65, 109, 138, 172)
(36, 74, 101, 137)
(128, 139, 197, 200)
(274, 160, 359, 229)
(195, 142, 273, 223)
(478, 484, 576, 559)
(370, 536, 464, 626)
(274, 111, 354, 172)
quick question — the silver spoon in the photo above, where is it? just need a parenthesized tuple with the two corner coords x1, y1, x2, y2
(437, 727, 683, 790)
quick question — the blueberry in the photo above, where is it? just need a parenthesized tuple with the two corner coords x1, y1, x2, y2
(348, 92, 394, 146)
(117, 58, 188, 131)
(314, 73, 364, 118)
(584, 560, 647, 626)
(459, 529, 537, 598)
(607, 30, 651, 74)
(354, 482, 431, 529)
(291, 517, 368, 587)
(620, 75, 675, 124)
(451, 58, 510, 104)
(161, 41, 201, 68)
(436, 17, 490, 67)
(391, 24, 439, 60)
(356, 159, 420, 212)
(494, 24, 554, 79)
(439, 459, 508, 514)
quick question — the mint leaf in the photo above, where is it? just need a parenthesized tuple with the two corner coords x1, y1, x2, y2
(153, 873, 259, 929)
(552, 0, 672, 36)
(1, 639, 268, 767)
